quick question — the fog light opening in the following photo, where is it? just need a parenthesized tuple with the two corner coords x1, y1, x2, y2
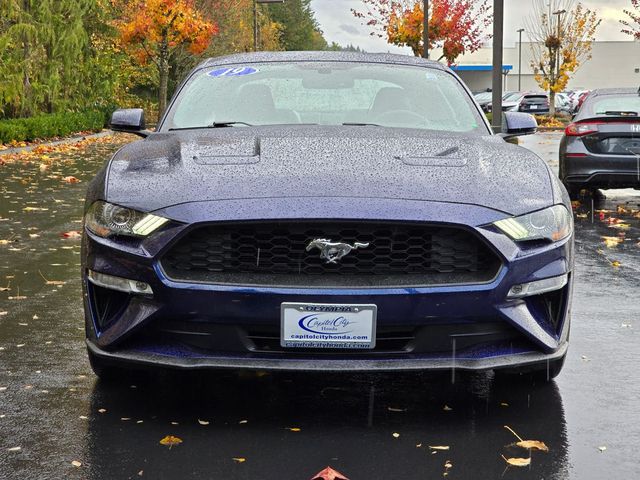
(507, 274, 568, 299)
(88, 270, 153, 295)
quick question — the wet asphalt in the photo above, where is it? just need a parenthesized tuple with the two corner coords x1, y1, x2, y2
(0, 132, 639, 479)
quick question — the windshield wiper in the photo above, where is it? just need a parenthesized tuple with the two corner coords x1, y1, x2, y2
(342, 122, 381, 127)
(596, 111, 639, 117)
(169, 121, 253, 131)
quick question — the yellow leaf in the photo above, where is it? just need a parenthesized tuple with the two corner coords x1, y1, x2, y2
(501, 455, 531, 467)
(429, 446, 450, 451)
(71, 460, 82, 467)
(159, 435, 183, 448)
(516, 440, 549, 452)
(232, 457, 246, 463)
(612, 261, 621, 268)
(287, 427, 301, 432)
(602, 236, 622, 248)
(392, 432, 400, 438)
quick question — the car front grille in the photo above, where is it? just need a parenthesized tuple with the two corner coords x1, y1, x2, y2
(160, 221, 502, 287)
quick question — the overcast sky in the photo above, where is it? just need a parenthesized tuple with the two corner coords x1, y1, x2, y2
(310, 0, 634, 54)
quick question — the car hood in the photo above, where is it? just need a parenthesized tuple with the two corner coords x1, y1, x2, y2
(105, 126, 554, 217)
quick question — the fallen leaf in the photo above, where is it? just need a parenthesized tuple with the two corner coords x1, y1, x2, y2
(287, 427, 301, 432)
(443, 405, 453, 411)
(98, 408, 106, 413)
(612, 260, 621, 268)
(602, 236, 623, 248)
(310, 466, 349, 480)
(516, 440, 549, 452)
(238, 419, 248, 424)
(501, 455, 531, 467)
(63, 176, 80, 183)
(387, 407, 406, 412)
(232, 457, 246, 463)
(197, 419, 210, 425)
(0, 311, 7, 316)
(392, 432, 400, 438)
(159, 435, 182, 448)
(444, 460, 453, 469)
(7, 446, 21, 452)
(61, 230, 81, 239)
(429, 446, 450, 451)
(71, 460, 82, 467)
(598, 446, 607, 452)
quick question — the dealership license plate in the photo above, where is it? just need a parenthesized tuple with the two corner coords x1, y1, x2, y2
(281, 303, 377, 349)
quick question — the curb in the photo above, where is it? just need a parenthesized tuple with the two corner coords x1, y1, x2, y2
(0, 130, 113, 156)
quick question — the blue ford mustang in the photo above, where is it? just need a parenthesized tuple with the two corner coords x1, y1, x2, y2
(82, 52, 574, 380)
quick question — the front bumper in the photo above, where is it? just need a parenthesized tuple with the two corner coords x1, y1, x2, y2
(82, 198, 574, 372)
(87, 338, 569, 372)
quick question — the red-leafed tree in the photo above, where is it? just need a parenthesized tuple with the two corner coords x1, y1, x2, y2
(117, 0, 218, 119)
(352, 0, 492, 63)
(621, 0, 640, 39)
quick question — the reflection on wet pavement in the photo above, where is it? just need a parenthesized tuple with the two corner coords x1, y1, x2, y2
(0, 132, 638, 479)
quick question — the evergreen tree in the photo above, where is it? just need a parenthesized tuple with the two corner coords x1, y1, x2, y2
(268, 0, 327, 51)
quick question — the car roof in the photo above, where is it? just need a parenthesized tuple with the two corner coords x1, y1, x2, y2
(199, 51, 448, 70)
(587, 87, 639, 97)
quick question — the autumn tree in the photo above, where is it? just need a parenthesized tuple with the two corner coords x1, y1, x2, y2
(352, 0, 491, 63)
(527, 0, 600, 115)
(117, 0, 217, 119)
(620, 0, 640, 39)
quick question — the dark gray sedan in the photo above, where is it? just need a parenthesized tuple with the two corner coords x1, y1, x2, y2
(559, 88, 640, 198)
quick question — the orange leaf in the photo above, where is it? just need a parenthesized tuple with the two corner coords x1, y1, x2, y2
(159, 435, 182, 448)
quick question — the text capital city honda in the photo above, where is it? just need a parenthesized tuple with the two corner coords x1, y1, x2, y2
(83, 52, 574, 380)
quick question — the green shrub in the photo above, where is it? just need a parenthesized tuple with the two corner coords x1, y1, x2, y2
(0, 110, 105, 144)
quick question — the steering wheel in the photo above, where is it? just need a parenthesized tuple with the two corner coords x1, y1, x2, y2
(372, 109, 429, 127)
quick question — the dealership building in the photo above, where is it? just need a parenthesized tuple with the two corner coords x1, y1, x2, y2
(443, 40, 640, 92)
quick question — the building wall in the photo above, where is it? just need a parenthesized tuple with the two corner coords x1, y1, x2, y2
(445, 41, 640, 92)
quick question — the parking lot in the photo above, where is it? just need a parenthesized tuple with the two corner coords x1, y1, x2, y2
(0, 131, 639, 479)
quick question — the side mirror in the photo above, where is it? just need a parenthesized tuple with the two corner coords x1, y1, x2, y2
(109, 109, 149, 138)
(499, 111, 537, 139)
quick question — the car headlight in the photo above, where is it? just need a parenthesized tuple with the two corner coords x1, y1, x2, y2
(493, 205, 572, 242)
(85, 201, 169, 238)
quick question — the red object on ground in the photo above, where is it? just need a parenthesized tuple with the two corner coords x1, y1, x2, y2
(61, 230, 82, 239)
(310, 466, 350, 480)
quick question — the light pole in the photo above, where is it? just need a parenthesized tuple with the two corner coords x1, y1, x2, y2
(492, 0, 504, 133)
(517, 28, 524, 91)
(552, 9, 566, 114)
(423, 0, 429, 59)
(254, 0, 285, 52)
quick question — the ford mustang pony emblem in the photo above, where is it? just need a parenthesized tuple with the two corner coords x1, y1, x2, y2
(306, 238, 370, 264)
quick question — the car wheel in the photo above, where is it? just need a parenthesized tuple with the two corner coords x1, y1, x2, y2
(562, 182, 582, 200)
(494, 353, 566, 383)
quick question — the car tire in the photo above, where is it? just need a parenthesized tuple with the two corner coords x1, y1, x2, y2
(562, 182, 582, 200)
(494, 353, 566, 383)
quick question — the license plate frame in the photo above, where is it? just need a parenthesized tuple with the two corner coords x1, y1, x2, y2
(280, 302, 377, 349)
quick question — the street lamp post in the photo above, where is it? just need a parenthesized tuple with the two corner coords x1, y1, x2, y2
(492, 0, 504, 133)
(423, 0, 429, 59)
(254, 0, 285, 52)
(517, 28, 524, 91)
(552, 9, 566, 114)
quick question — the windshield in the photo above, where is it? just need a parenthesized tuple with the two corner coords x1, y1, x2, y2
(162, 62, 485, 133)
(503, 92, 523, 102)
(585, 94, 640, 116)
